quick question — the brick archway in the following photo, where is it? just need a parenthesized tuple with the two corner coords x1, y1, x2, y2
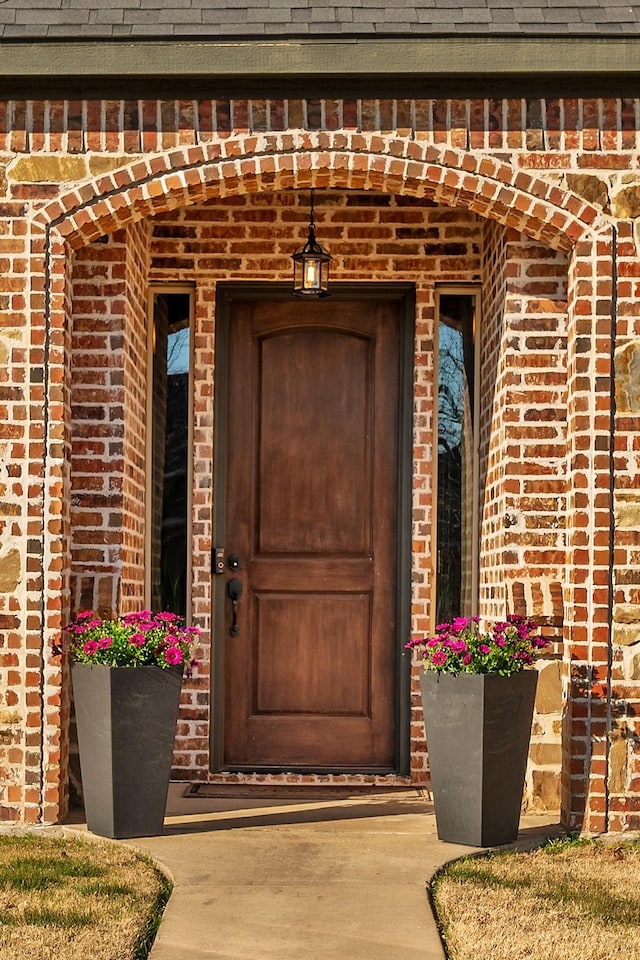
(35, 132, 601, 250)
(34, 133, 615, 833)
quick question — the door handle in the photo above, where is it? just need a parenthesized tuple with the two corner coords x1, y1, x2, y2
(227, 578, 243, 637)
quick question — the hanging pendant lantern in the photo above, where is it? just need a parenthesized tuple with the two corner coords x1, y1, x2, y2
(292, 189, 331, 297)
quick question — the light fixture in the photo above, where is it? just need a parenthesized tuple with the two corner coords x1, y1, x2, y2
(292, 189, 331, 297)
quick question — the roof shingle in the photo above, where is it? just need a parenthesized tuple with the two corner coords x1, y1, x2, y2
(1, 0, 640, 39)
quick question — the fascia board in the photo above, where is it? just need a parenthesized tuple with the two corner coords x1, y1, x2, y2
(0, 37, 639, 79)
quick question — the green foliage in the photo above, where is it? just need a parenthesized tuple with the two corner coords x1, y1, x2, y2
(0, 854, 104, 891)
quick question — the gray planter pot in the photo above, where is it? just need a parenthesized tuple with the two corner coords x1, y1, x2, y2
(420, 670, 538, 847)
(72, 663, 183, 839)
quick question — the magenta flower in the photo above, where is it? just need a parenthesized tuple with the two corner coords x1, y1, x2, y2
(406, 612, 547, 677)
(58, 609, 199, 669)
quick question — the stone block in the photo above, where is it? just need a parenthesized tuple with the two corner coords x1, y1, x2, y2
(529, 743, 562, 766)
(626, 650, 640, 679)
(531, 769, 561, 811)
(566, 173, 609, 211)
(535, 660, 563, 714)
(614, 502, 640, 529)
(89, 155, 141, 177)
(614, 625, 640, 647)
(615, 341, 640, 414)
(8, 155, 88, 184)
(614, 603, 640, 624)
(0, 548, 20, 593)
(609, 737, 628, 794)
(612, 184, 640, 219)
(0, 711, 21, 725)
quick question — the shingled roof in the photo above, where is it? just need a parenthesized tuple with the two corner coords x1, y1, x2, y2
(1, 0, 640, 39)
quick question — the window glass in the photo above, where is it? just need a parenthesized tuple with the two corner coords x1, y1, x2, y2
(436, 294, 476, 624)
(150, 293, 191, 617)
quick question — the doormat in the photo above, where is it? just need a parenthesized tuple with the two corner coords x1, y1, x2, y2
(183, 783, 431, 801)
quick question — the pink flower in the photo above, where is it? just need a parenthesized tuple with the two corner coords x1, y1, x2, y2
(156, 612, 178, 622)
(129, 633, 145, 647)
(165, 646, 183, 665)
(451, 617, 471, 632)
(478, 643, 491, 655)
(82, 640, 99, 656)
(431, 650, 448, 667)
(462, 653, 473, 665)
(97, 636, 112, 649)
(450, 640, 467, 654)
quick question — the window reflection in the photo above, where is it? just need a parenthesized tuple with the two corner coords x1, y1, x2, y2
(436, 294, 476, 624)
(150, 293, 191, 618)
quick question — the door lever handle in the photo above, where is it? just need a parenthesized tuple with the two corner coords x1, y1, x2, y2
(227, 578, 243, 637)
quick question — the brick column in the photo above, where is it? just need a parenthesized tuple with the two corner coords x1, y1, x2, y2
(609, 219, 640, 832)
(563, 221, 615, 834)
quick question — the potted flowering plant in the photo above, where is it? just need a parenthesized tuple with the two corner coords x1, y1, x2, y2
(61, 609, 199, 670)
(56, 610, 200, 840)
(407, 615, 549, 847)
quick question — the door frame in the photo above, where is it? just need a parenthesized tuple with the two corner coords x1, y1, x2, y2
(210, 282, 415, 776)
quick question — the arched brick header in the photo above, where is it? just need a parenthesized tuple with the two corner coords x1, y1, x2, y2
(32, 133, 603, 251)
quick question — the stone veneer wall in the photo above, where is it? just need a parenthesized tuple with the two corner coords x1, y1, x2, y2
(0, 97, 637, 833)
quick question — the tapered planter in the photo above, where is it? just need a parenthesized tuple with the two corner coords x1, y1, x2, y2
(72, 663, 183, 839)
(421, 670, 538, 847)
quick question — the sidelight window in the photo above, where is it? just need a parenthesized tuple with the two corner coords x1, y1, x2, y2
(147, 289, 193, 618)
(434, 290, 479, 625)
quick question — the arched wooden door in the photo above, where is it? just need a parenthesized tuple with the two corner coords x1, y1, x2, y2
(213, 284, 413, 773)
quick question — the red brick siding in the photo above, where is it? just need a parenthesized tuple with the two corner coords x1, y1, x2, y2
(0, 98, 630, 834)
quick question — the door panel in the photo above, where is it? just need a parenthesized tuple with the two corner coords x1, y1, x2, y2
(221, 295, 402, 770)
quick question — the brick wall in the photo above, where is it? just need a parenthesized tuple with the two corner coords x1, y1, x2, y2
(0, 96, 636, 832)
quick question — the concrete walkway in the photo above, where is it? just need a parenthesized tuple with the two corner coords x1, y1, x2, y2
(86, 785, 560, 960)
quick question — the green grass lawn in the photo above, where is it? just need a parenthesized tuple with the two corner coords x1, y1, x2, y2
(0, 834, 170, 960)
(431, 835, 640, 960)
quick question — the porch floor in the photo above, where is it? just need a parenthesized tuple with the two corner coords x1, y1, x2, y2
(72, 784, 560, 959)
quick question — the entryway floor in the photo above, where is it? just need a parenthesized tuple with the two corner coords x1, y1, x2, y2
(74, 784, 560, 959)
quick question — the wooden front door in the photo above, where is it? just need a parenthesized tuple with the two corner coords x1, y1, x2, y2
(216, 287, 410, 771)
